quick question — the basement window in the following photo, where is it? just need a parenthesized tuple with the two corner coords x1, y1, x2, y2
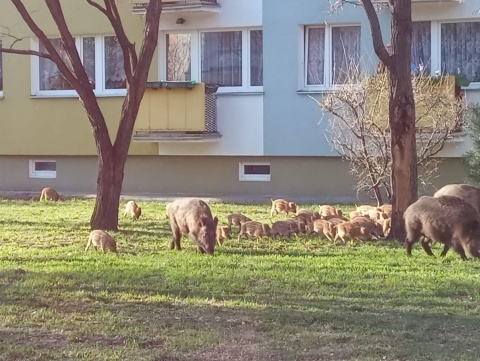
(239, 162, 270, 182)
(29, 160, 57, 179)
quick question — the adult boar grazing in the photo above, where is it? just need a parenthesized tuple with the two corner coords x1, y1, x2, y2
(434, 184, 480, 214)
(404, 196, 480, 260)
(167, 198, 218, 255)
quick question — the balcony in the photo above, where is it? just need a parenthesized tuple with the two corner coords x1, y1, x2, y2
(133, 82, 222, 143)
(131, 0, 220, 16)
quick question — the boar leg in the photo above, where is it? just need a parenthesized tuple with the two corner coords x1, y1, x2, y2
(420, 240, 435, 257)
(197, 245, 206, 254)
(170, 229, 182, 251)
(405, 227, 422, 256)
(452, 241, 467, 260)
(440, 243, 450, 257)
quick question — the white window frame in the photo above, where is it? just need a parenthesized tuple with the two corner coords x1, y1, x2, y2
(239, 162, 271, 182)
(31, 36, 127, 97)
(415, 19, 480, 89)
(160, 28, 263, 94)
(301, 23, 361, 91)
(29, 159, 57, 179)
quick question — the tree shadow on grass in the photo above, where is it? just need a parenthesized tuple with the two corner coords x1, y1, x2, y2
(2, 268, 480, 360)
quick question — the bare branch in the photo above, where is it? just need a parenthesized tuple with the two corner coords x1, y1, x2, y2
(85, 0, 108, 16)
(360, 0, 391, 68)
(0, 47, 51, 59)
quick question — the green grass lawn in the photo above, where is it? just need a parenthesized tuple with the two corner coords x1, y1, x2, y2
(1, 198, 480, 361)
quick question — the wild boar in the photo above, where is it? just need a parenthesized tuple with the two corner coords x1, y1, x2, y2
(167, 198, 218, 255)
(270, 199, 297, 216)
(39, 187, 60, 202)
(124, 200, 142, 220)
(434, 184, 480, 214)
(238, 221, 271, 241)
(378, 204, 392, 217)
(216, 225, 231, 245)
(227, 213, 252, 231)
(319, 205, 343, 218)
(404, 195, 480, 260)
(295, 209, 320, 229)
(284, 218, 307, 234)
(309, 219, 334, 241)
(350, 216, 383, 238)
(85, 230, 117, 254)
(334, 222, 372, 243)
(270, 220, 295, 238)
(356, 205, 376, 216)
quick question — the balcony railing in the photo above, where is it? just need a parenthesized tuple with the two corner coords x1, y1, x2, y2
(131, 0, 220, 15)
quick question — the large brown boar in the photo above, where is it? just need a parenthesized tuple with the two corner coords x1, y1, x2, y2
(434, 184, 480, 214)
(404, 195, 480, 260)
(167, 198, 218, 255)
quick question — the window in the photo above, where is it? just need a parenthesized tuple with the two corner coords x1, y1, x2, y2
(29, 160, 56, 179)
(304, 25, 361, 88)
(163, 29, 263, 92)
(33, 36, 126, 96)
(441, 22, 480, 83)
(239, 162, 270, 182)
(411, 21, 431, 75)
(0, 40, 3, 96)
(411, 20, 480, 85)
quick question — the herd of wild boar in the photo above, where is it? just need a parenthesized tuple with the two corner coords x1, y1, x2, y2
(38, 183, 480, 260)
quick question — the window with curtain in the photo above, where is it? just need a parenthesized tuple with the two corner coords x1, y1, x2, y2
(306, 27, 325, 85)
(306, 25, 360, 87)
(332, 26, 360, 84)
(39, 38, 74, 91)
(441, 22, 480, 82)
(105, 36, 126, 89)
(35, 36, 125, 94)
(411, 21, 431, 75)
(82, 37, 96, 88)
(201, 31, 242, 87)
(250, 30, 263, 86)
(166, 33, 192, 81)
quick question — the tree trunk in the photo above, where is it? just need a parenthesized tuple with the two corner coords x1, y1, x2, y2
(387, 0, 418, 240)
(90, 146, 125, 230)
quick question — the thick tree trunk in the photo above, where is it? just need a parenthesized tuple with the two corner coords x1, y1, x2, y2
(387, 0, 418, 240)
(90, 148, 125, 230)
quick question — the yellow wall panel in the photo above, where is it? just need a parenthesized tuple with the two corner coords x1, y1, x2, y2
(0, 1, 159, 156)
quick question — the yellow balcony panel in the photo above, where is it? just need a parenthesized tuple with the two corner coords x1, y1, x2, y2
(130, 0, 220, 16)
(134, 81, 221, 143)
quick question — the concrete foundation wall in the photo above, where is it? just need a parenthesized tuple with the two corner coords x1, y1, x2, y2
(0, 156, 467, 203)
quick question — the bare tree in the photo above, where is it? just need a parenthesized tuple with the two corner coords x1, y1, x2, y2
(0, 0, 162, 230)
(331, 0, 417, 239)
(318, 72, 464, 206)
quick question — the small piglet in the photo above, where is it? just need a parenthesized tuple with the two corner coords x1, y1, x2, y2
(124, 200, 142, 220)
(270, 199, 297, 216)
(39, 187, 60, 202)
(85, 230, 118, 255)
(227, 213, 252, 231)
(167, 198, 218, 255)
(216, 225, 231, 245)
(238, 221, 271, 241)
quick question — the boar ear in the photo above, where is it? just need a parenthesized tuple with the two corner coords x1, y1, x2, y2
(214, 216, 218, 226)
